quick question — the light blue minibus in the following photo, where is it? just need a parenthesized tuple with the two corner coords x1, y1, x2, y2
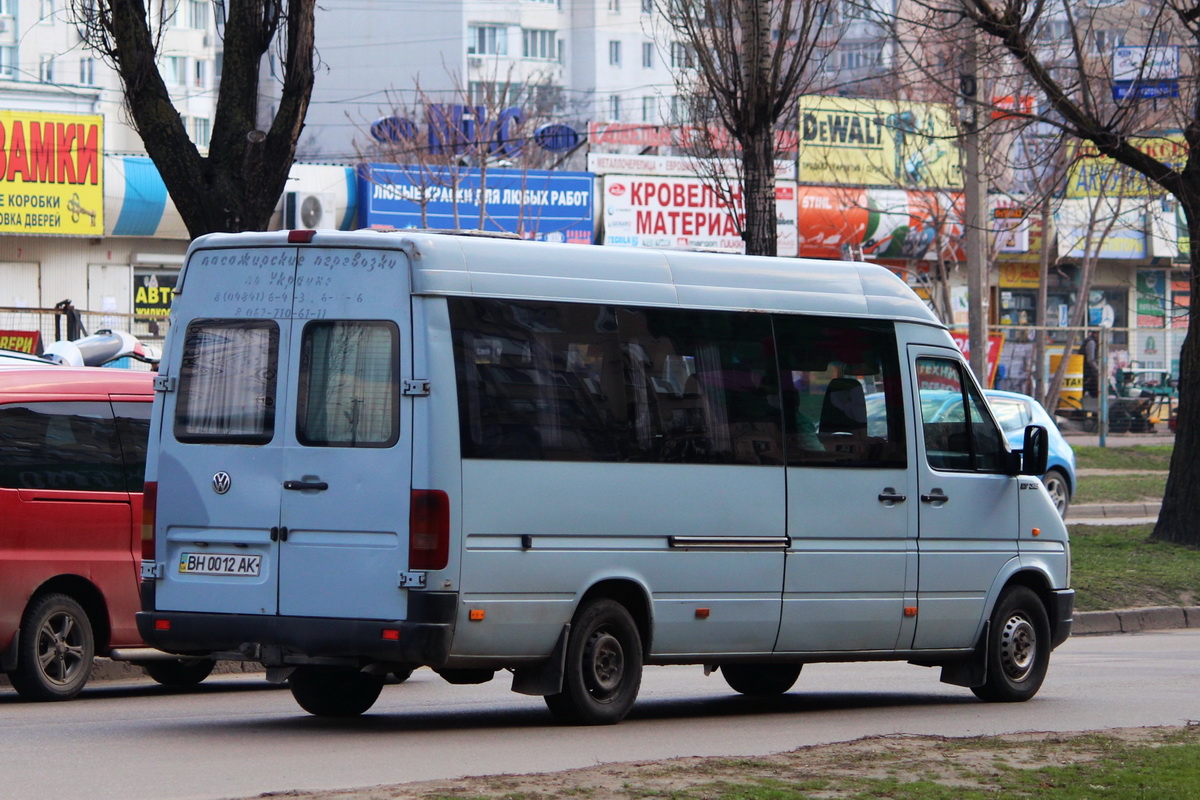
(137, 230, 1072, 724)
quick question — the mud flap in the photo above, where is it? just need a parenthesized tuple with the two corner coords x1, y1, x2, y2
(511, 623, 570, 696)
(939, 620, 989, 688)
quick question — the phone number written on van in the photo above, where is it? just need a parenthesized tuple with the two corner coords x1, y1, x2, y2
(179, 553, 262, 577)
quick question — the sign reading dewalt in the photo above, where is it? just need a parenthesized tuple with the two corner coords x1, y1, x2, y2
(0, 111, 103, 235)
(798, 97, 962, 189)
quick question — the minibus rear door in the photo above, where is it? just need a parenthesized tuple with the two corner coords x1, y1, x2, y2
(275, 246, 412, 620)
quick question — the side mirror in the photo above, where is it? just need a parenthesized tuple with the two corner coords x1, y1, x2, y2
(1020, 425, 1049, 476)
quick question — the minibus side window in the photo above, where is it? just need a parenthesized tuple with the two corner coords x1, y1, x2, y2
(916, 358, 1007, 472)
(175, 319, 279, 444)
(296, 320, 400, 447)
(451, 298, 627, 461)
(449, 298, 783, 465)
(0, 402, 124, 491)
(620, 307, 782, 465)
(774, 317, 906, 468)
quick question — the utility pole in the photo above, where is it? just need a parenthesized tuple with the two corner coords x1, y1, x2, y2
(962, 34, 989, 383)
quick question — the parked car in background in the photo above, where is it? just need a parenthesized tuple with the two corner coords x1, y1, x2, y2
(983, 389, 1077, 517)
(0, 349, 57, 367)
(0, 367, 214, 700)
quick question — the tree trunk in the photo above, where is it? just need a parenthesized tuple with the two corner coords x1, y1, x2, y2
(99, 0, 315, 236)
(741, 127, 777, 256)
(1152, 183, 1200, 545)
(739, 0, 776, 257)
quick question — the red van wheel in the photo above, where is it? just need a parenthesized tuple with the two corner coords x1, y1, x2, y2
(9, 593, 96, 701)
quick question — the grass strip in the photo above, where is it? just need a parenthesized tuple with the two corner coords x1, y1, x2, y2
(1073, 473, 1167, 504)
(1072, 445, 1172, 471)
(1068, 523, 1200, 611)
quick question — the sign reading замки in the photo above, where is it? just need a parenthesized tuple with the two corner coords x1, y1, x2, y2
(0, 111, 104, 235)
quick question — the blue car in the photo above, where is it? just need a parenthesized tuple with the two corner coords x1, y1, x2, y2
(983, 389, 1077, 518)
(866, 387, 1077, 518)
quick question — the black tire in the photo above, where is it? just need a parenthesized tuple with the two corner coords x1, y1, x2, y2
(288, 667, 384, 717)
(141, 658, 216, 687)
(971, 586, 1050, 703)
(8, 593, 95, 701)
(721, 664, 802, 696)
(1041, 468, 1072, 518)
(544, 598, 643, 725)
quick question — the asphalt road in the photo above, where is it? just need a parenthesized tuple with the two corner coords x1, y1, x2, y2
(1, 630, 1196, 800)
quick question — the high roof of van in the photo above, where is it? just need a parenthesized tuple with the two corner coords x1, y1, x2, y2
(0, 366, 154, 397)
(186, 229, 944, 327)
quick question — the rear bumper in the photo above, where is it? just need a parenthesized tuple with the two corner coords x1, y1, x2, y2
(1048, 588, 1075, 648)
(136, 588, 457, 667)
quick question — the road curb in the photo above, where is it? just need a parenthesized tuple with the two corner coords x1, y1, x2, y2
(1069, 502, 1161, 519)
(1073, 605, 1200, 636)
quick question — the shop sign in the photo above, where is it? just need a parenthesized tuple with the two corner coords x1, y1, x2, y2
(993, 204, 1029, 253)
(797, 97, 962, 189)
(1111, 46, 1180, 100)
(1057, 198, 1146, 259)
(949, 331, 1005, 387)
(794, 186, 964, 262)
(998, 263, 1040, 288)
(0, 329, 40, 353)
(1066, 136, 1186, 198)
(133, 271, 178, 318)
(0, 111, 103, 235)
(358, 164, 594, 243)
(602, 174, 798, 255)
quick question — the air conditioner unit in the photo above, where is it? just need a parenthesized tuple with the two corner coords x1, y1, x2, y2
(284, 192, 335, 230)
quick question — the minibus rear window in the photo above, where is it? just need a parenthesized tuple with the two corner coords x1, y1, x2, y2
(175, 320, 280, 444)
(296, 320, 400, 448)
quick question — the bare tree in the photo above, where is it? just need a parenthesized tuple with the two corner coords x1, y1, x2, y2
(654, 0, 832, 255)
(72, 1, 316, 236)
(902, 0, 1200, 544)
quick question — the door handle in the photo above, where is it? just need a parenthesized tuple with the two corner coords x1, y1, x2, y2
(921, 489, 949, 504)
(878, 488, 907, 504)
(270, 526, 289, 542)
(283, 480, 328, 491)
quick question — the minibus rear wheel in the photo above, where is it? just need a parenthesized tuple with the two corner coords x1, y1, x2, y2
(721, 664, 802, 696)
(971, 586, 1050, 702)
(141, 658, 216, 687)
(9, 593, 96, 701)
(288, 666, 385, 716)
(545, 598, 643, 725)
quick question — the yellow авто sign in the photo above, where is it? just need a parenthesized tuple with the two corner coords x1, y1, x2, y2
(1066, 136, 1186, 198)
(0, 111, 103, 235)
(797, 97, 962, 189)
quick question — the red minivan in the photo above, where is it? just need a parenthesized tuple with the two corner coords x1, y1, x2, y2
(0, 366, 213, 700)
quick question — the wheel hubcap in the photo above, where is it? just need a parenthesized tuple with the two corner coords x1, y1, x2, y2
(584, 629, 624, 701)
(37, 612, 86, 686)
(998, 613, 1036, 683)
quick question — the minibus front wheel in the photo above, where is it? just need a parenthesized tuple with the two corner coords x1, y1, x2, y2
(971, 586, 1050, 703)
(288, 666, 385, 716)
(545, 598, 643, 725)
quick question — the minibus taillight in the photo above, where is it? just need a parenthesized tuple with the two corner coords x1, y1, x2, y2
(141, 481, 158, 561)
(409, 489, 450, 570)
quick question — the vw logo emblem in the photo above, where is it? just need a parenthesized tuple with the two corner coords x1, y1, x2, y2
(212, 471, 232, 495)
